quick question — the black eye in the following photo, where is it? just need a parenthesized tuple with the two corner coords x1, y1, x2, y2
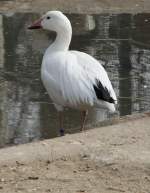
(47, 16, 50, 20)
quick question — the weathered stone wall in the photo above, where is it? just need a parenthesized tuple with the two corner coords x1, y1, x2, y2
(0, 0, 150, 14)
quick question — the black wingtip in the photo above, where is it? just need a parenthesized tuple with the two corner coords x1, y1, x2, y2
(93, 79, 115, 104)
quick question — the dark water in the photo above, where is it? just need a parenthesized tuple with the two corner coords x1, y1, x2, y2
(0, 13, 150, 147)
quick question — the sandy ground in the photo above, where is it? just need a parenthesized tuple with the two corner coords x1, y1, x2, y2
(0, 113, 149, 193)
(0, 0, 150, 13)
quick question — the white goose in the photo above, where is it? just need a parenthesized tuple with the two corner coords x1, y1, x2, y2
(28, 11, 117, 134)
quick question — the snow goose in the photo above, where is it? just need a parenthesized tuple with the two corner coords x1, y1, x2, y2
(28, 11, 117, 135)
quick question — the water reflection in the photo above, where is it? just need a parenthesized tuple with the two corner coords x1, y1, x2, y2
(0, 13, 150, 147)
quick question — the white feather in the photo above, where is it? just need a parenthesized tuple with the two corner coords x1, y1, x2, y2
(34, 11, 117, 112)
(41, 50, 117, 112)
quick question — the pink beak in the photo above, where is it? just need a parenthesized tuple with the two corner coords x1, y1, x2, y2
(28, 18, 42, 29)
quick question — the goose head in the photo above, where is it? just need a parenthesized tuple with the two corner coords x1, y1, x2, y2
(28, 11, 72, 51)
(28, 11, 72, 34)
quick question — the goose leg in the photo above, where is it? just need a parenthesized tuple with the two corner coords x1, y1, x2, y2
(81, 110, 88, 131)
(58, 111, 64, 136)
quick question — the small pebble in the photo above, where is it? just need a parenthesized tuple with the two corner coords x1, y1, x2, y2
(28, 176, 39, 180)
(46, 160, 51, 164)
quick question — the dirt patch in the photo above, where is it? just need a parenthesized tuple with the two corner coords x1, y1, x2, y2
(0, 157, 150, 193)
(0, 114, 150, 192)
